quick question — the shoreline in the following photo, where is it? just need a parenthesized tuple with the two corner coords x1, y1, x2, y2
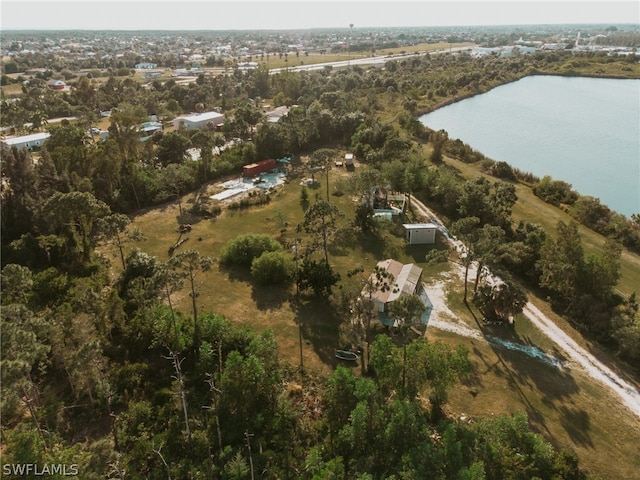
(415, 74, 639, 219)
(415, 70, 640, 117)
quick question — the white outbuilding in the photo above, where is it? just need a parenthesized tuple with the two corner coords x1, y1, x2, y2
(402, 223, 438, 245)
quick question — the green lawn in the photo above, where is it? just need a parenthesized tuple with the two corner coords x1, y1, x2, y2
(115, 156, 640, 478)
(121, 165, 428, 374)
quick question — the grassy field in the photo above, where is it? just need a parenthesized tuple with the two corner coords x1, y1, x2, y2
(1, 82, 23, 97)
(120, 164, 407, 373)
(243, 42, 474, 70)
(439, 318, 640, 479)
(425, 268, 640, 479)
(374, 41, 475, 56)
(112, 156, 640, 478)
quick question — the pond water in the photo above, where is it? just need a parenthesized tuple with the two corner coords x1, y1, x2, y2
(420, 75, 640, 217)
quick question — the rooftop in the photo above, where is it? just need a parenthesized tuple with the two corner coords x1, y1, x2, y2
(2, 132, 51, 145)
(368, 259, 423, 304)
(174, 111, 224, 123)
(402, 223, 439, 229)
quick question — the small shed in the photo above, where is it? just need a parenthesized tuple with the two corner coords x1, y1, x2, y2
(403, 223, 438, 245)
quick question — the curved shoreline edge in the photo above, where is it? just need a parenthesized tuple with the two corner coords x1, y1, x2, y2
(414, 73, 639, 220)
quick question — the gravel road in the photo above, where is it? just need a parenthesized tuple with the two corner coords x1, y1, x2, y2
(410, 195, 640, 417)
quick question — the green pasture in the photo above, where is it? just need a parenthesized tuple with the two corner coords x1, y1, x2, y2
(115, 153, 640, 478)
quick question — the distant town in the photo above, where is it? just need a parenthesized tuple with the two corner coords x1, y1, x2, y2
(2, 23, 637, 79)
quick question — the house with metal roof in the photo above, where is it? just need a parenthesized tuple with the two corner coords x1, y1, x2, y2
(364, 259, 432, 326)
(173, 111, 225, 131)
(2, 132, 51, 151)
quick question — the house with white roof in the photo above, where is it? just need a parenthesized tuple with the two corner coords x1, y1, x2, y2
(173, 111, 224, 131)
(265, 105, 290, 123)
(135, 62, 157, 69)
(2, 132, 51, 151)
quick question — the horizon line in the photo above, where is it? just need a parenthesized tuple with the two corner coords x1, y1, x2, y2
(3, 22, 637, 32)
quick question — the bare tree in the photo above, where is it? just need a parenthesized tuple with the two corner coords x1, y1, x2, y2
(204, 373, 223, 459)
(152, 441, 172, 480)
(164, 348, 191, 441)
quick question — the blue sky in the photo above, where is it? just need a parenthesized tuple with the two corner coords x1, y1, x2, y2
(2, 1, 638, 30)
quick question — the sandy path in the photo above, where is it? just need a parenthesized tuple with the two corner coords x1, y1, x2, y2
(523, 302, 640, 417)
(410, 195, 640, 417)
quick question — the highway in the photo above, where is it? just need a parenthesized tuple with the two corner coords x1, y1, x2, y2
(270, 46, 473, 73)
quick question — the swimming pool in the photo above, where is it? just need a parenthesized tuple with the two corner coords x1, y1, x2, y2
(244, 170, 286, 190)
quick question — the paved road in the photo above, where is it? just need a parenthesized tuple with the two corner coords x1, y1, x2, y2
(271, 46, 472, 73)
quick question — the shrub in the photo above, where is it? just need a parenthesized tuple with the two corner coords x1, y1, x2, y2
(220, 233, 282, 266)
(227, 191, 270, 210)
(425, 248, 449, 265)
(489, 161, 517, 181)
(532, 176, 578, 206)
(250, 251, 295, 285)
(571, 195, 612, 231)
(298, 259, 340, 296)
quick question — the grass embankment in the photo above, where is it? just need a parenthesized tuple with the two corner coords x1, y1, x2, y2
(441, 155, 640, 298)
(423, 152, 640, 477)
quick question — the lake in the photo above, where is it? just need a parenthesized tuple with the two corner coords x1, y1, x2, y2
(419, 75, 640, 217)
